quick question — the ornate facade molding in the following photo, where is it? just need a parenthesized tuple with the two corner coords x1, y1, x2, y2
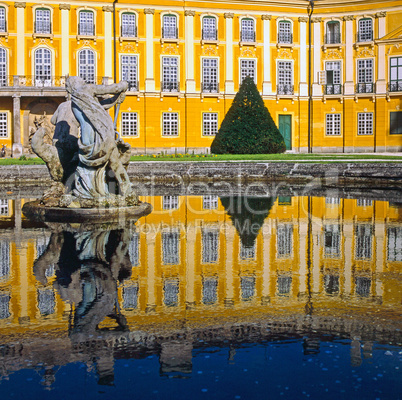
(375, 11, 387, 18)
(102, 6, 113, 13)
(261, 14, 272, 21)
(343, 15, 355, 21)
(59, 4, 71, 11)
(184, 10, 195, 17)
(144, 8, 155, 15)
(298, 16, 309, 23)
(311, 17, 322, 23)
(14, 2, 26, 8)
(224, 13, 234, 19)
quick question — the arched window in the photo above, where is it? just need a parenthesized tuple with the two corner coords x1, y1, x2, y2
(79, 10, 94, 36)
(202, 16, 217, 41)
(163, 14, 177, 39)
(78, 49, 95, 83)
(326, 21, 340, 44)
(121, 54, 138, 90)
(0, 7, 6, 32)
(35, 48, 52, 86)
(358, 18, 373, 42)
(121, 12, 136, 37)
(278, 20, 292, 44)
(241, 18, 255, 42)
(0, 47, 7, 87)
(35, 8, 51, 34)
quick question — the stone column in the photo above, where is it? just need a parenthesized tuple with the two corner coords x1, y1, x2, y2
(224, 224, 235, 306)
(376, 12, 387, 94)
(224, 13, 234, 94)
(375, 221, 384, 299)
(299, 17, 309, 96)
(103, 6, 113, 80)
(185, 224, 196, 308)
(262, 15, 272, 95)
(145, 230, 156, 312)
(343, 222, 353, 297)
(185, 10, 196, 93)
(12, 95, 22, 157)
(312, 218, 321, 294)
(14, 199, 22, 232)
(145, 9, 155, 92)
(15, 3, 25, 76)
(344, 15, 355, 95)
(298, 220, 308, 295)
(261, 222, 271, 304)
(312, 17, 322, 96)
(59, 4, 71, 77)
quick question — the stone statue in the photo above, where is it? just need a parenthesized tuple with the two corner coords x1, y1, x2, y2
(29, 76, 138, 209)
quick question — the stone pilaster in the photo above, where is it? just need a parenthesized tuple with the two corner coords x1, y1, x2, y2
(103, 6, 113, 80)
(344, 15, 355, 95)
(224, 13, 234, 94)
(145, 9, 155, 91)
(262, 15, 272, 95)
(12, 95, 22, 157)
(185, 10, 196, 92)
(299, 16, 309, 96)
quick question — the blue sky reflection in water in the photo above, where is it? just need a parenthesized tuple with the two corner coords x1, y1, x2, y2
(0, 194, 401, 399)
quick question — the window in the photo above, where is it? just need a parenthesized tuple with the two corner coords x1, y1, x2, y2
(36, 236, 50, 259)
(358, 18, 373, 42)
(203, 195, 218, 209)
(357, 113, 373, 135)
(202, 229, 219, 264)
(241, 276, 255, 300)
(326, 114, 341, 136)
(35, 8, 51, 34)
(355, 224, 373, 260)
(121, 112, 138, 137)
(129, 232, 139, 266)
(34, 48, 52, 86)
(0, 199, 8, 215)
(121, 55, 137, 90)
(355, 277, 371, 297)
(390, 57, 402, 92)
(326, 196, 340, 206)
(162, 230, 180, 265)
(78, 49, 95, 84)
(121, 12, 136, 37)
(277, 275, 292, 295)
(162, 112, 179, 136)
(390, 112, 402, 135)
(357, 59, 373, 93)
(324, 224, 341, 258)
(277, 61, 293, 94)
(202, 113, 218, 136)
(79, 11, 94, 36)
(278, 21, 292, 44)
(0, 240, 10, 278)
(240, 243, 256, 260)
(37, 288, 55, 315)
(162, 57, 179, 92)
(163, 14, 177, 39)
(164, 279, 179, 306)
(240, 59, 256, 83)
(0, 7, 6, 32)
(324, 61, 342, 95)
(324, 275, 339, 295)
(0, 47, 6, 87)
(163, 195, 179, 210)
(356, 198, 372, 207)
(123, 283, 138, 309)
(202, 58, 218, 92)
(0, 293, 10, 319)
(387, 227, 402, 262)
(241, 18, 255, 42)
(0, 113, 7, 137)
(277, 223, 293, 258)
(326, 21, 340, 44)
(202, 277, 218, 304)
(202, 17, 217, 41)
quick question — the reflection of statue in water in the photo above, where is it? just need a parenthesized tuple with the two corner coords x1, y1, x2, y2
(28, 76, 138, 209)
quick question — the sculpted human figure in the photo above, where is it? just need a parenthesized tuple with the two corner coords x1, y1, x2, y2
(65, 76, 133, 202)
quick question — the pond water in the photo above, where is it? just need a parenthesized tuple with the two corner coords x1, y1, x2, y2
(0, 190, 401, 399)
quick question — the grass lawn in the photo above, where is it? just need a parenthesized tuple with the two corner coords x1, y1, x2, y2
(0, 153, 400, 165)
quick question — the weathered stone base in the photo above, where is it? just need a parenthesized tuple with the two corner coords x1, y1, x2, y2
(22, 200, 152, 223)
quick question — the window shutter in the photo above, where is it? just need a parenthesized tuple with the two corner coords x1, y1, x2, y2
(318, 71, 327, 85)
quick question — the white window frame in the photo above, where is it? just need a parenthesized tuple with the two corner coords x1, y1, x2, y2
(325, 20, 341, 44)
(78, 48, 96, 84)
(161, 56, 179, 92)
(325, 113, 341, 136)
(128, 232, 139, 266)
(387, 226, 402, 262)
(240, 58, 256, 84)
(121, 54, 138, 90)
(202, 57, 219, 92)
(202, 16, 217, 41)
(0, 7, 6, 33)
(323, 224, 341, 259)
(164, 279, 179, 306)
(34, 47, 52, 87)
(358, 18, 373, 42)
(277, 60, 293, 94)
(202, 277, 218, 304)
(357, 112, 373, 136)
(0, 112, 8, 137)
(121, 12, 137, 37)
(355, 224, 373, 260)
(162, 195, 179, 210)
(121, 112, 138, 137)
(203, 195, 218, 209)
(162, 112, 179, 136)
(202, 113, 218, 136)
(0, 240, 10, 278)
(123, 282, 138, 309)
(241, 276, 255, 300)
(78, 10, 95, 36)
(35, 8, 51, 34)
(0, 47, 7, 87)
(162, 14, 178, 39)
(278, 20, 292, 44)
(357, 59, 373, 83)
(162, 230, 180, 265)
(202, 228, 219, 264)
(277, 223, 293, 258)
(240, 18, 255, 42)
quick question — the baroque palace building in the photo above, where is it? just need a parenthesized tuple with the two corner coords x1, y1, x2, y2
(0, 0, 400, 155)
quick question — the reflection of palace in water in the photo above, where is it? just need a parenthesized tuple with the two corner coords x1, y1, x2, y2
(0, 195, 401, 383)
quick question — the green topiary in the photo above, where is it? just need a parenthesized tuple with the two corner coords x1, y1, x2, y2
(211, 76, 286, 154)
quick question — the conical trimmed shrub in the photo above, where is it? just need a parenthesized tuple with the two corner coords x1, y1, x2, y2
(211, 77, 286, 154)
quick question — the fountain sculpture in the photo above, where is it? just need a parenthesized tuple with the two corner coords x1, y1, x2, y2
(22, 76, 151, 222)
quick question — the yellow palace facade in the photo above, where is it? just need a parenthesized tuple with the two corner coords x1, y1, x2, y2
(0, 0, 401, 155)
